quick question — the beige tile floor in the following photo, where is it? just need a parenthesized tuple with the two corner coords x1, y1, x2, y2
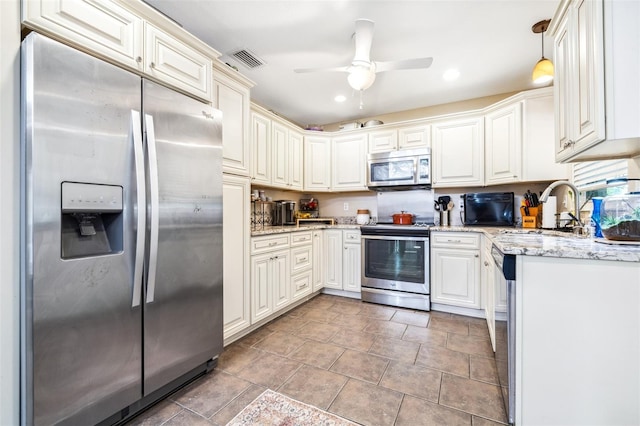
(127, 294, 507, 426)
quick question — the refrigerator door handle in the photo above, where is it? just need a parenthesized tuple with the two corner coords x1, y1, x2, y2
(144, 113, 160, 304)
(131, 110, 145, 308)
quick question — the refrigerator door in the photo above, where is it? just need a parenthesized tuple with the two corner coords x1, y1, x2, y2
(142, 80, 223, 394)
(21, 34, 143, 425)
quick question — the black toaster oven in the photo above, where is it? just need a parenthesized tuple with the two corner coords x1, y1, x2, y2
(463, 192, 515, 226)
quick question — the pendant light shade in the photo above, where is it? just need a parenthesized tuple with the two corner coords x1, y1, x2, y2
(532, 57, 554, 84)
(532, 19, 553, 84)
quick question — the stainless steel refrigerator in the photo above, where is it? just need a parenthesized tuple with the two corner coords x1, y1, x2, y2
(21, 33, 223, 425)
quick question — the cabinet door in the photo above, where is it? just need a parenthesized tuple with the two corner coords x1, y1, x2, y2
(431, 247, 481, 308)
(485, 103, 522, 185)
(223, 175, 251, 338)
(324, 230, 343, 289)
(23, 0, 143, 71)
(251, 112, 271, 184)
(368, 129, 398, 153)
(399, 124, 431, 149)
(343, 243, 361, 293)
(432, 117, 484, 187)
(250, 253, 273, 323)
(271, 121, 289, 187)
(571, 0, 605, 150)
(215, 74, 250, 176)
(288, 130, 304, 190)
(312, 230, 324, 291)
(272, 251, 290, 311)
(144, 23, 211, 101)
(553, 10, 574, 160)
(304, 136, 331, 191)
(332, 134, 366, 191)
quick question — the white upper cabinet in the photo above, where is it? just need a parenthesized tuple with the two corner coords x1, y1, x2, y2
(288, 130, 304, 191)
(23, 0, 143, 71)
(549, 0, 640, 162)
(368, 128, 399, 153)
(213, 66, 252, 176)
(251, 111, 271, 185)
(144, 22, 211, 100)
(367, 123, 430, 154)
(271, 121, 289, 187)
(304, 135, 332, 191)
(22, 0, 217, 102)
(332, 134, 367, 191)
(485, 103, 522, 185)
(399, 124, 431, 150)
(432, 116, 484, 187)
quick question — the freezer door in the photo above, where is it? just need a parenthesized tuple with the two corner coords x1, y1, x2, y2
(21, 34, 143, 425)
(142, 80, 223, 394)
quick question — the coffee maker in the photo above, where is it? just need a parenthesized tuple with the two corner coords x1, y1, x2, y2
(273, 200, 296, 226)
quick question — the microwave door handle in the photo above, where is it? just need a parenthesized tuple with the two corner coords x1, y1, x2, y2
(413, 158, 419, 184)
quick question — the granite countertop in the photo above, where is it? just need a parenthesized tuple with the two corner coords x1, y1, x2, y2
(251, 224, 640, 263)
(251, 224, 360, 236)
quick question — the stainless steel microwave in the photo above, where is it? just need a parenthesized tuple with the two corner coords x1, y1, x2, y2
(367, 148, 431, 189)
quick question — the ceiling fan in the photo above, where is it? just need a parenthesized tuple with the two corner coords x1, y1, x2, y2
(294, 19, 434, 92)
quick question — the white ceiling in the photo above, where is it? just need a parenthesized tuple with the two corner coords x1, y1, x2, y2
(145, 0, 559, 127)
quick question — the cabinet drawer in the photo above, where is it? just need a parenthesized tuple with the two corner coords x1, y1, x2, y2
(251, 234, 290, 254)
(343, 230, 361, 244)
(291, 231, 313, 246)
(431, 232, 480, 249)
(291, 269, 313, 301)
(291, 246, 312, 273)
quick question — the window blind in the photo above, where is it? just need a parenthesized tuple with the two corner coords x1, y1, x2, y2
(573, 159, 628, 190)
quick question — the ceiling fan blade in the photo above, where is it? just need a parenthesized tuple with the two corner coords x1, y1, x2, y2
(375, 57, 434, 73)
(353, 19, 375, 65)
(294, 66, 349, 73)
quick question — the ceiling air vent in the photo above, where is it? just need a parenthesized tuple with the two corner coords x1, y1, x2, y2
(230, 49, 265, 69)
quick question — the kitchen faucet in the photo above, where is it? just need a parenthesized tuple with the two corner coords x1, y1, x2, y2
(539, 180, 584, 227)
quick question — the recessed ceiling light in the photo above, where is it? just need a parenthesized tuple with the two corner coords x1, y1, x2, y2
(334, 95, 347, 103)
(443, 69, 460, 82)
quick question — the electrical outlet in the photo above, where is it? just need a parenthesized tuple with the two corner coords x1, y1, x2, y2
(459, 197, 464, 210)
(343, 202, 349, 211)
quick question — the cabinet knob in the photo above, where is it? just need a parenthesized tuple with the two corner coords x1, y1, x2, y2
(136, 56, 142, 63)
(484, 261, 489, 266)
(150, 62, 156, 68)
(475, 254, 479, 258)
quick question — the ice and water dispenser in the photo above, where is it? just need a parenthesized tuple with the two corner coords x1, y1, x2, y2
(61, 182, 124, 259)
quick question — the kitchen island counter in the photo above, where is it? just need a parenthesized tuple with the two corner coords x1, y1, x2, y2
(431, 226, 640, 263)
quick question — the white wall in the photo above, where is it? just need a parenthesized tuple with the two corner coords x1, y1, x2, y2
(0, 0, 21, 423)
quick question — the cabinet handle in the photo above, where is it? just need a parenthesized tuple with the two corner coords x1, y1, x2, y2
(136, 56, 142, 63)
(299, 257, 307, 262)
(296, 283, 307, 290)
(446, 239, 462, 243)
(150, 62, 156, 68)
(273, 255, 279, 259)
(268, 242, 277, 246)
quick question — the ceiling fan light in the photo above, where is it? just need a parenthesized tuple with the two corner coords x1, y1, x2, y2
(347, 65, 376, 91)
(532, 57, 554, 84)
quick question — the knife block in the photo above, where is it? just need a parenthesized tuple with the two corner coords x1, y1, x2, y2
(521, 206, 540, 228)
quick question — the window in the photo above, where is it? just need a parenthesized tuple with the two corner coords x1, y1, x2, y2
(573, 159, 628, 211)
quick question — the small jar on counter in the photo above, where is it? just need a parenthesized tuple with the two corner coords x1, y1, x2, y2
(356, 209, 370, 225)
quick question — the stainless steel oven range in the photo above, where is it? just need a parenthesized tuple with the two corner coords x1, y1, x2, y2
(360, 224, 431, 311)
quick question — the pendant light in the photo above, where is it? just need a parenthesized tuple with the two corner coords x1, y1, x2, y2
(531, 19, 554, 84)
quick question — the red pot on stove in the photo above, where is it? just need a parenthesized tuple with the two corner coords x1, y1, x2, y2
(392, 211, 414, 225)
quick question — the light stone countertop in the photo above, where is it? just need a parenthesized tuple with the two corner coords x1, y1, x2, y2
(251, 224, 640, 263)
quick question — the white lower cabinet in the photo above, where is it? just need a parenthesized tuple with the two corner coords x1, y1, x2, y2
(222, 175, 251, 339)
(482, 237, 496, 350)
(323, 229, 361, 293)
(312, 230, 324, 292)
(430, 232, 481, 309)
(250, 248, 289, 323)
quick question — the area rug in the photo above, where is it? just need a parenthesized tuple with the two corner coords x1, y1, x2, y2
(226, 389, 358, 426)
